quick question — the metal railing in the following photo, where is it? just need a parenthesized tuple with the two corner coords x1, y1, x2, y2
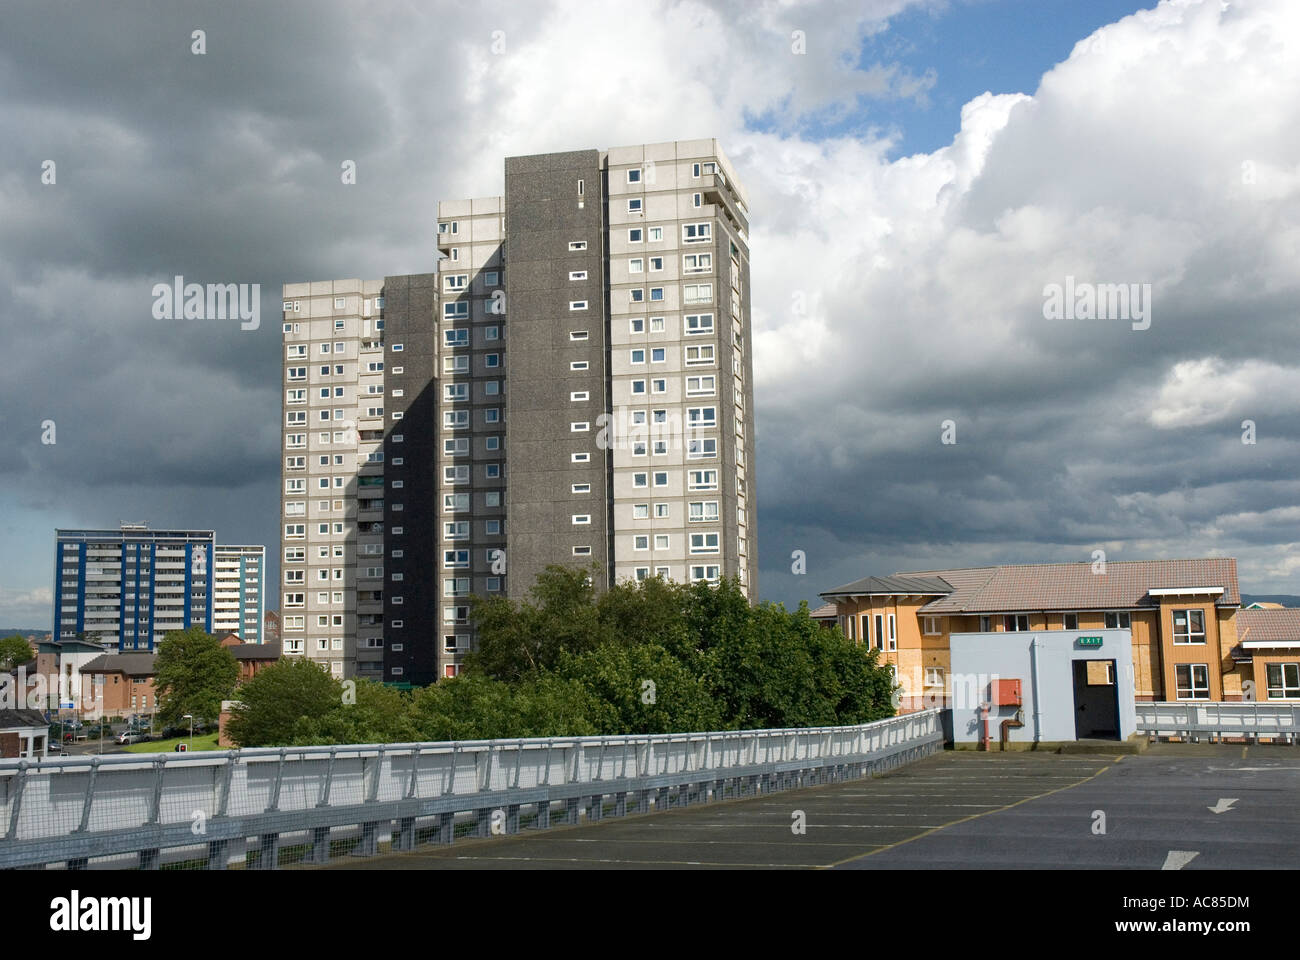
(0, 709, 943, 870)
(1136, 701, 1300, 743)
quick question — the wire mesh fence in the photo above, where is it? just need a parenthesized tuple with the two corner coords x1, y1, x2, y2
(1, 710, 945, 870)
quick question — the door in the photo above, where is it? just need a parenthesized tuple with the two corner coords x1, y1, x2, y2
(1072, 659, 1120, 740)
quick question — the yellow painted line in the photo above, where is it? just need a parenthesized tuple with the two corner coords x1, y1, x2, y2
(820, 757, 1123, 869)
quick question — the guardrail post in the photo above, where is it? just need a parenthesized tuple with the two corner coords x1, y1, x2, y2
(205, 840, 228, 870)
(146, 757, 167, 824)
(654, 786, 670, 810)
(406, 746, 423, 799)
(535, 800, 551, 829)
(266, 749, 287, 813)
(317, 747, 337, 807)
(436, 812, 455, 845)
(394, 817, 417, 851)
(634, 789, 651, 814)
(355, 821, 378, 857)
(5, 762, 29, 840)
(308, 826, 331, 864)
(564, 797, 580, 824)
(216, 751, 236, 818)
(614, 791, 628, 817)
(138, 848, 159, 871)
(444, 744, 460, 796)
(505, 803, 520, 834)
(257, 832, 279, 870)
(475, 807, 492, 838)
(76, 758, 100, 833)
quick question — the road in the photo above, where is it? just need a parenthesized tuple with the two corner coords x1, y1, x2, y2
(322, 744, 1300, 870)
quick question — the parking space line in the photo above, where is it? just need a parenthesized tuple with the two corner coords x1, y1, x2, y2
(822, 757, 1123, 869)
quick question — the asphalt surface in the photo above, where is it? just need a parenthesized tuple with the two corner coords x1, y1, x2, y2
(322, 744, 1300, 870)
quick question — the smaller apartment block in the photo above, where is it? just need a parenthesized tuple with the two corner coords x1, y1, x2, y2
(213, 545, 265, 643)
(55, 527, 267, 652)
(819, 559, 1299, 707)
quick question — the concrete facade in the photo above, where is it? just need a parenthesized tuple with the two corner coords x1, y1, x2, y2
(282, 140, 757, 684)
(279, 279, 386, 679)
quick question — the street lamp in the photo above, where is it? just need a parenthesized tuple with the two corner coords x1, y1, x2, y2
(183, 714, 194, 748)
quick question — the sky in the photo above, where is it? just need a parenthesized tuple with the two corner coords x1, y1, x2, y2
(1, 0, 1298, 627)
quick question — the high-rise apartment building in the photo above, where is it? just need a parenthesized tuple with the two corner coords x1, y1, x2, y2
(280, 139, 756, 686)
(213, 545, 266, 642)
(53, 526, 253, 651)
(279, 280, 387, 679)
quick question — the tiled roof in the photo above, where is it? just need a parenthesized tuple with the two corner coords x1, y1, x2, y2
(0, 709, 49, 728)
(821, 574, 955, 598)
(230, 642, 281, 661)
(80, 653, 157, 676)
(1236, 608, 1300, 647)
(899, 566, 999, 612)
(902, 559, 1239, 613)
(817, 558, 1239, 614)
(808, 603, 838, 621)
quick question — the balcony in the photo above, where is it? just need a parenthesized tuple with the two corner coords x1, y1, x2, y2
(700, 174, 748, 235)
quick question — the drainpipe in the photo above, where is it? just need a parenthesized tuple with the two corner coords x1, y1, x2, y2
(1000, 707, 1025, 751)
(1030, 637, 1043, 743)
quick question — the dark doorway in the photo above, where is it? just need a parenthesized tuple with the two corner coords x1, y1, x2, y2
(1072, 659, 1119, 740)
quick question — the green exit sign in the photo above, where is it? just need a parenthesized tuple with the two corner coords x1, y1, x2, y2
(1077, 636, 1104, 647)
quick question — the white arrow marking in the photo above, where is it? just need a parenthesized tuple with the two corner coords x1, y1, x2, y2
(1208, 798, 1238, 814)
(1162, 850, 1199, 870)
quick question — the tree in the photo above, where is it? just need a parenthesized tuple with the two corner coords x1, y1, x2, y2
(466, 564, 611, 681)
(288, 679, 420, 746)
(152, 626, 239, 727)
(0, 634, 34, 670)
(554, 641, 723, 735)
(224, 658, 342, 747)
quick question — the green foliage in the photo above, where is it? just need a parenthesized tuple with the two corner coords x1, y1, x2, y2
(0, 634, 34, 670)
(288, 678, 421, 746)
(224, 657, 342, 747)
(225, 565, 897, 747)
(466, 564, 612, 681)
(153, 626, 239, 727)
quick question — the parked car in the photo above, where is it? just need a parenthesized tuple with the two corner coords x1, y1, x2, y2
(116, 731, 148, 745)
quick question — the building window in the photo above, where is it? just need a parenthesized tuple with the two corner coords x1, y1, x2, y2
(1003, 615, 1029, 632)
(925, 667, 944, 687)
(1171, 609, 1204, 644)
(922, 616, 941, 636)
(1175, 663, 1210, 700)
(627, 168, 642, 183)
(1063, 613, 1078, 630)
(1104, 611, 1132, 630)
(628, 198, 642, 212)
(568, 240, 587, 251)
(688, 532, 719, 554)
(1266, 663, 1300, 699)
(570, 300, 588, 311)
